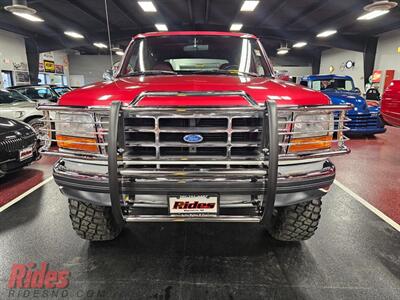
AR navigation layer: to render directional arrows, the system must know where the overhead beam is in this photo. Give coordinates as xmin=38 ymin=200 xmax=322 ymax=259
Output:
xmin=187 ymin=0 xmax=193 ymax=24
xmin=205 ymin=0 xmax=210 ymax=24
xmin=261 ymin=0 xmax=289 ymax=27
xmin=64 ymin=0 xmax=118 ymax=30
xmin=309 ymin=2 xmax=368 ymax=31
xmin=284 ymin=2 xmax=328 ymax=28
xmin=111 ymin=0 xmax=140 ymax=28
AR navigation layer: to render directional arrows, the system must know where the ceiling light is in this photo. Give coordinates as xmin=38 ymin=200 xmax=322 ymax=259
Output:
xmin=240 ymin=1 xmax=259 ymax=11
xmin=116 ymin=51 xmax=125 ymax=56
xmin=4 ymin=3 xmax=36 ymax=15
xmin=363 ymin=1 xmax=398 ymax=12
xmin=357 ymin=10 xmax=389 ymax=20
xmin=230 ymin=23 xmax=243 ymax=31
xmin=93 ymin=42 xmax=108 ymax=49
xmin=138 ymin=1 xmax=157 ymax=12
xmin=12 ymin=12 xmax=44 ymax=22
xmin=316 ymin=30 xmax=337 ymax=38
xmin=64 ymin=31 xmax=85 ymax=39
xmin=293 ymin=42 xmax=307 ymax=48
xmin=155 ymin=23 xmax=168 ymax=31
xmin=277 ymin=45 xmax=290 ymax=55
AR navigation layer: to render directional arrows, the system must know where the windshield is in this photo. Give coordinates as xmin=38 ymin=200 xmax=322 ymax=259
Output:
xmin=0 ymin=90 xmax=30 ymax=104
xmin=13 ymin=87 xmax=56 ymax=101
xmin=311 ymin=79 xmax=355 ymax=92
xmin=53 ymin=87 xmax=71 ymax=96
xmin=119 ymin=35 xmax=272 ymax=77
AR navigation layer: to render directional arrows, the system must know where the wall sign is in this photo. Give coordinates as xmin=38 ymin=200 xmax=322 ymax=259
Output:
xmin=15 ymin=71 xmax=30 ymax=84
xmin=55 ymin=64 xmax=64 ymax=74
xmin=371 ymin=70 xmax=382 ymax=83
xmin=44 ymin=60 xmax=55 ymax=73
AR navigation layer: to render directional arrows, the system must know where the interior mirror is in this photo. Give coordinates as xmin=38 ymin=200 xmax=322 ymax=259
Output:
xmin=103 ymin=69 xmax=114 ymax=81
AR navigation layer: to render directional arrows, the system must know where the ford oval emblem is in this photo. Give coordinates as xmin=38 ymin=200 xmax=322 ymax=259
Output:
xmin=183 ymin=134 xmax=203 ymax=143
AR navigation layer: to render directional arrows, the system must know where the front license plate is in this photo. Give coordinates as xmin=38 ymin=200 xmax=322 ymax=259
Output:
xmin=168 ymin=194 xmax=219 ymax=215
xmin=19 ymin=146 xmax=33 ymax=161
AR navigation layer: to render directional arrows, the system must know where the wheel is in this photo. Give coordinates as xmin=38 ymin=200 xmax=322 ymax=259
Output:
xmin=27 ymin=118 xmax=47 ymax=142
xmin=68 ymin=199 xmax=123 ymax=241
xmin=268 ymin=198 xmax=322 ymax=242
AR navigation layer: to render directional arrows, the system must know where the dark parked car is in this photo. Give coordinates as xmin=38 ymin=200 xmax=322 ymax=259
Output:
xmin=0 ymin=117 xmax=41 ymax=178
xmin=8 ymin=85 xmax=71 ymax=104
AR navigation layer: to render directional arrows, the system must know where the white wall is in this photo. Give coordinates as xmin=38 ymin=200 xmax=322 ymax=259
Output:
xmin=0 ymin=29 xmax=29 ymax=88
xmin=69 ymin=55 xmax=117 ymax=85
xmin=374 ymin=29 xmax=400 ymax=81
xmin=320 ymin=48 xmax=365 ymax=91
xmin=274 ymin=66 xmax=312 ymax=78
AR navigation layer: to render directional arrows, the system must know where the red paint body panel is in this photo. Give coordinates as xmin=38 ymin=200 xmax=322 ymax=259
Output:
xmin=133 ymin=31 xmax=257 ymax=39
xmin=59 ymin=75 xmax=330 ymax=107
xmin=381 ymin=80 xmax=400 ymax=127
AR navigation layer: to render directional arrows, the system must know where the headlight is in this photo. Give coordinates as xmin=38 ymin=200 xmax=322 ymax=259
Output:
xmin=14 ymin=111 xmax=25 ymax=119
xmin=288 ymin=113 xmax=333 ymax=153
xmin=55 ymin=113 xmax=99 ymax=153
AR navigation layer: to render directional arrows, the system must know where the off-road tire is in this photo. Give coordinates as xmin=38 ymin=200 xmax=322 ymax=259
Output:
xmin=68 ymin=199 xmax=122 ymax=241
xmin=268 ymin=198 xmax=322 ymax=242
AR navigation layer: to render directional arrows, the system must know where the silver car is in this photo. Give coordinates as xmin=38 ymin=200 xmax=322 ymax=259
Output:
xmin=0 ymin=89 xmax=44 ymax=134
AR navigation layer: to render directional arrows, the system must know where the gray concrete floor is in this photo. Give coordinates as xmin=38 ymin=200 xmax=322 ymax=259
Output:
xmin=0 ymin=180 xmax=399 ymax=300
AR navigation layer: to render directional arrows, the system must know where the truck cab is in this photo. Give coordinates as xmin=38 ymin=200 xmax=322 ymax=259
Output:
xmin=38 ymin=32 xmax=351 ymax=243
xmin=301 ymin=75 xmax=386 ymax=135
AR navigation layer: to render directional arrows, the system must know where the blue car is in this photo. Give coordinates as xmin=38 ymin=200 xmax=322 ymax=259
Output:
xmin=300 ymin=75 xmax=386 ymax=135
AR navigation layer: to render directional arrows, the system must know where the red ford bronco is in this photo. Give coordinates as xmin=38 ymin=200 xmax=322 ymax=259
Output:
xmin=39 ymin=32 xmax=351 ymax=242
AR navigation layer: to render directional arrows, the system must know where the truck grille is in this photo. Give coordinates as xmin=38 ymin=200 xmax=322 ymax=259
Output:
xmin=123 ymin=114 xmax=264 ymax=160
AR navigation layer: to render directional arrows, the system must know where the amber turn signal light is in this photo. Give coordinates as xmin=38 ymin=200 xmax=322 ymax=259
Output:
xmin=56 ymin=135 xmax=99 ymax=153
xmin=288 ymin=135 xmax=332 ymax=153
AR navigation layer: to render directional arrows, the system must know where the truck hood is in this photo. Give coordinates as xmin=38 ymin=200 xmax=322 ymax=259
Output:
xmin=59 ymin=75 xmax=330 ymax=107
xmin=322 ymin=90 xmax=368 ymax=113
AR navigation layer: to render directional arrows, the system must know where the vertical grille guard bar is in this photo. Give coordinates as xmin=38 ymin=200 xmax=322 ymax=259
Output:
xmin=108 ymin=101 xmax=125 ymax=227
xmin=261 ymin=100 xmax=279 ymax=226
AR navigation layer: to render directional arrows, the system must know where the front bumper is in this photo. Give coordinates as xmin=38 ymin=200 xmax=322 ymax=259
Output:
xmin=0 ymin=146 xmax=41 ymax=178
xmin=54 ymin=158 xmax=335 ymax=208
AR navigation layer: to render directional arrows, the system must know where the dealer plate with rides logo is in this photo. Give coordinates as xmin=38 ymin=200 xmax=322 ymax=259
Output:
xmin=168 ymin=194 xmax=219 ymax=216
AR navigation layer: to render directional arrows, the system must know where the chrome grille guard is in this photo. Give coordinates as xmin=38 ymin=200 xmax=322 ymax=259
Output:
xmin=38 ymin=91 xmax=352 ymax=224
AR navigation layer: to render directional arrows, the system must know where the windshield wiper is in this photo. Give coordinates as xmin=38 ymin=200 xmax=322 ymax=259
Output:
xmin=185 ymin=69 xmax=261 ymax=77
xmin=123 ymin=70 xmax=178 ymax=77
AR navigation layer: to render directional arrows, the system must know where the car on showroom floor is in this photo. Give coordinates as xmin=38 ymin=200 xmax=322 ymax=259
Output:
xmin=300 ymin=74 xmax=386 ymax=135
xmin=381 ymin=80 xmax=400 ymax=127
xmin=0 ymin=89 xmax=45 ymax=136
xmin=8 ymin=84 xmax=71 ymax=104
xmin=0 ymin=116 xmax=41 ymax=178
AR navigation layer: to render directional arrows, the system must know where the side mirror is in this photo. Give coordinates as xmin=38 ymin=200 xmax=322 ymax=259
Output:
xmin=50 ymin=95 xmax=58 ymax=102
xmin=353 ymin=87 xmax=361 ymax=94
xmin=103 ymin=69 xmax=114 ymax=81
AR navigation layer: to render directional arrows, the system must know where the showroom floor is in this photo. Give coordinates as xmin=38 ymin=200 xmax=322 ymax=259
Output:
xmin=0 ymin=128 xmax=399 ymax=300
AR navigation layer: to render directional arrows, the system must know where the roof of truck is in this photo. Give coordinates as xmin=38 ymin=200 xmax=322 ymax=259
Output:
xmin=302 ymin=74 xmax=353 ymax=81
xmin=133 ymin=31 xmax=257 ymax=39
